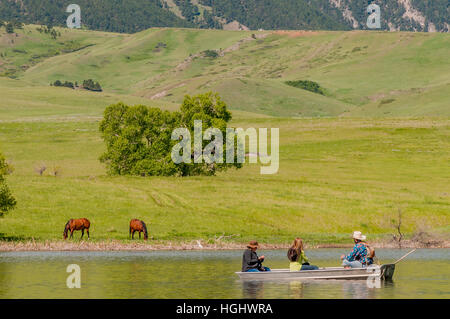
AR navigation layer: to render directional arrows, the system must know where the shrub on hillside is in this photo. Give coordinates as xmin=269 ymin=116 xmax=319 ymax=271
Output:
xmin=82 ymin=79 xmax=102 ymax=92
xmin=285 ymin=80 xmax=326 ymax=95
xmin=203 ymin=50 xmax=219 ymax=59
xmin=51 ymin=80 xmax=74 ymax=89
xmin=50 ymin=79 xmax=102 ymax=91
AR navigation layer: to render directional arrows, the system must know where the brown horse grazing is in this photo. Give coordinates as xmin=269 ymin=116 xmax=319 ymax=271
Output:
xmin=129 ymin=219 xmax=148 ymax=240
xmin=63 ymin=218 xmax=90 ymax=240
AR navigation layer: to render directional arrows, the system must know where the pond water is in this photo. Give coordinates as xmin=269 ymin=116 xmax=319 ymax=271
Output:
xmin=0 ymin=249 xmax=448 ymax=299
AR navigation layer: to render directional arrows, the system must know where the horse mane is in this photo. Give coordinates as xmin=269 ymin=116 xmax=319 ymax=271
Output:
xmin=141 ymin=221 xmax=148 ymax=239
xmin=63 ymin=219 xmax=72 ymax=236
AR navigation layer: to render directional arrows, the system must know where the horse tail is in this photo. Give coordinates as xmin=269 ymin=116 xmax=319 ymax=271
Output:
xmin=141 ymin=221 xmax=148 ymax=239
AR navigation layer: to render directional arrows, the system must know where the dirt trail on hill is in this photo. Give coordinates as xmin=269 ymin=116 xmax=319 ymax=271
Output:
xmin=143 ymin=32 xmax=269 ymax=99
xmin=272 ymin=30 xmax=319 ymax=37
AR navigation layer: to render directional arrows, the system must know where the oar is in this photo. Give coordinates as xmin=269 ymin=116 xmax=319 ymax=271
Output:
xmin=393 ymin=249 xmax=416 ymax=265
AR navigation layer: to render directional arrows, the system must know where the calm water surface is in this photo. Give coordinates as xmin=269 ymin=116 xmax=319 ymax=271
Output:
xmin=0 ymin=249 xmax=449 ymax=299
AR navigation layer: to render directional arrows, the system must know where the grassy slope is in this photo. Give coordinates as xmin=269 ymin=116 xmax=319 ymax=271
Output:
xmin=1 ymin=27 xmax=447 ymax=117
xmin=0 ymin=26 xmax=449 ymax=245
xmin=0 ymin=78 xmax=182 ymax=121
xmin=19 ymin=27 xmax=252 ymax=94
xmin=0 ymin=25 xmax=120 ymax=77
xmin=0 ymin=80 xmax=448 ymax=243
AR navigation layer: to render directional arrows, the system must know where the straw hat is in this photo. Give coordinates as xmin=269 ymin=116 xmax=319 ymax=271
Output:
xmin=352 ymin=231 xmax=367 ymax=241
xmin=247 ymin=241 xmax=259 ymax=249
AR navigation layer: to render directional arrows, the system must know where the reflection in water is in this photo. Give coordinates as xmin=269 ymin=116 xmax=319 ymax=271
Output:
xmin=242 ymin=281 xmax=265 ymax=299
xmin=242 ymin=279 xmax=393 ymax=299
xmin=383 ymin=279 xmax=395 ymax=288
xmin=341 ymin=281 xmax=375 ymax=299
xmin=0 ymin=249 xmax=448 ymax=299
xmin=242 ymin=280 xmax=306 ymax=299
xmin=289 ymin=281 xmax=304 ymax=299
xmin=343 ymin=279 xmax=397 ymax=299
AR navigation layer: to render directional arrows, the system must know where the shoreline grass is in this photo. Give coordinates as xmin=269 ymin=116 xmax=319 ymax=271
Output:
xmin=1 ymin=237 xmax=448 ymax=252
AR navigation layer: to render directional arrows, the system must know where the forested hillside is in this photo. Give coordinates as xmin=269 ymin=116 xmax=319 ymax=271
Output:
xmin=0 ymin=0 xmax=448 ymax=33
xmin=0 ymin=0 xmax=193 ymax=33
xmin=201 ymin=0 xmax=350 ymax=30
xmin=201 ymin=0 xmax=449 ymax=32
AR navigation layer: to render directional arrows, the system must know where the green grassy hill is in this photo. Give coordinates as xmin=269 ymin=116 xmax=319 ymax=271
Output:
xmin=0 ymin=105 xmax=449 ymax=244
xmin=0 ymin=78 xmax=448 ymax=245
xmin=2 ymin=26 xmax=448 ymax=117
xmin=0 ymin=26 xmax=449 ymax=245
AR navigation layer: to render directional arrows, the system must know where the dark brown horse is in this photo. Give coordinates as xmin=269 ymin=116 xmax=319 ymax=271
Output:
xmin=129 ymin=219 xmax=148 ymax=240
xmin=63 ymin=218 xmax=90 ymax=239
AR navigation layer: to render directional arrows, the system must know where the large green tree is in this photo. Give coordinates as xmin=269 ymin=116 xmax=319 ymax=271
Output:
xmin=0 ymin=152 xmax=16 ymax=217
xmin=99 ymin=92 xmax=241 ymax=177
xmin=99 ymin=102 xmax=179 ymax=176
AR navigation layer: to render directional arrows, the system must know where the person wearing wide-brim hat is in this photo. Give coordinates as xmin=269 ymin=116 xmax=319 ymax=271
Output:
xmin=241 ymin=241 xmax=271 ymax=272
xmin=340 ymin=231 xmax=373 ymax=268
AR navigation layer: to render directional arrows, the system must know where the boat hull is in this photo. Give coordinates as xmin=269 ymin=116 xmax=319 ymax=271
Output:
xmin=236 ymin=264 xmax=395 ymax=281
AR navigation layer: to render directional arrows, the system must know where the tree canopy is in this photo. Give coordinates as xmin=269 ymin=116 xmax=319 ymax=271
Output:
xmin=99 ymin=92 xmax=241 ymax=177
xmin=0 ymin=152 xmax=16 ymax=217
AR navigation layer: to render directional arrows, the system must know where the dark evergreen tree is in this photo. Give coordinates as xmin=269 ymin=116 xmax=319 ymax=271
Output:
xmin=5 ymin=22 xmax=14 ymax=33
xmin=0 ymin=0 xmax=447 ymax=32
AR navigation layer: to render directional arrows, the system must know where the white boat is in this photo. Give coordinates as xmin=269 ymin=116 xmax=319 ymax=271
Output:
xmin=236 ymin=264 xmax=395 ymax=281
